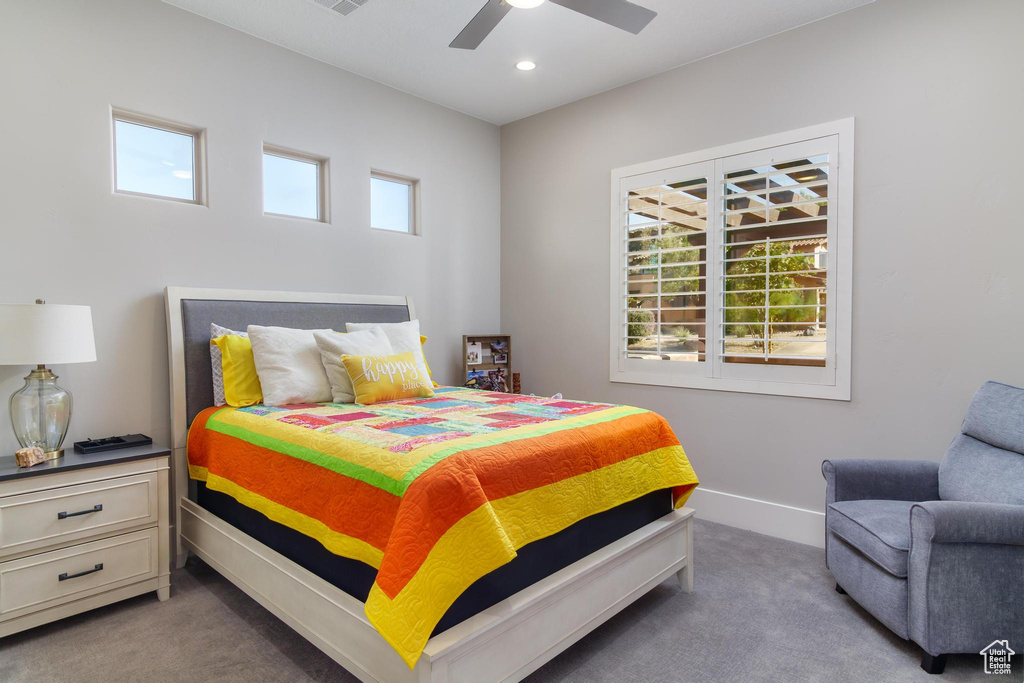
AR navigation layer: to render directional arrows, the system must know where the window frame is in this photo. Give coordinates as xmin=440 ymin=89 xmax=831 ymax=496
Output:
xmin=111 ymin=108 xmax=206 ymax=205
xmin=609 ymin=118 xmax=854 ymax=400
xmin=261 ymin=143 xmax=331 ymax=223
xmin=370 ymin=170 xmax=419 ymax=235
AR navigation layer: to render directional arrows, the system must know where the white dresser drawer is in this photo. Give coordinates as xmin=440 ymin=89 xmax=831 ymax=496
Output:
xmin=0 ymin=473 xmax=159 ymax=559
xmin=0 ymin=528 xmax=158 ymax=619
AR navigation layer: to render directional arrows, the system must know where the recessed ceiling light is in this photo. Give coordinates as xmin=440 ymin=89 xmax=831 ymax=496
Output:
xmin=507 ymin=0 xmax=545 ymax=8
xmin=516 ymin=60 xmax=536 ymax=71
xmin=171 ymin=170 xmax=192 ymax=179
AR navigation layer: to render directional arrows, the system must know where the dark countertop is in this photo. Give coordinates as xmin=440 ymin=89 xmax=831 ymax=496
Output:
xmin=0 ymin=443 xmax=171 ymax=482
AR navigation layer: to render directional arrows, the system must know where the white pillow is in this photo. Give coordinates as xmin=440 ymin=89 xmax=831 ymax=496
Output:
xmin=209 ymin=323 xmax=246 ymax=407
xmin=313 ymin=328 xmax=394 ymax=403
xmin=346 ymin=320 xmax=430 ymax=385
xmin=247 ymin=325 xmax=333 ymax=406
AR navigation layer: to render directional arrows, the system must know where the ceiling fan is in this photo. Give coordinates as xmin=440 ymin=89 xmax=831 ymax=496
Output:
xmin=450 ymin=0 xmax=657 ymax=50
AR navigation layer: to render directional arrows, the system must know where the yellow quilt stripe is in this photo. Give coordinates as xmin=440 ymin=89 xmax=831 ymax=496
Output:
xmin=202 ymin=473 xmax=384 ymax=569
xmin=364 ymin=504 xmax=517 ymax=665
xmin=364 ymin=444 xmax=696 ymax=668
xmin=189 ymin=464 xmax=210 ymax=481
xmin=495 ymin=444 xmax=696 ymax=546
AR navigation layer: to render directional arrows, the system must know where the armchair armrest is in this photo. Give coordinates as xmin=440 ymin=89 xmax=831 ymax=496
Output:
xmin=822 ymin=459 xmax=939 ymax=504
xmin=908 ymin=501 xmax=1024 ymax=655
xmin=910 ymin=501 xmax=1024 ymax=545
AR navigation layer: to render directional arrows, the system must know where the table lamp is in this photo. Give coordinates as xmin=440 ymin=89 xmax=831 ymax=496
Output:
xmin=0 ymin=300 xmax=96 ymax=460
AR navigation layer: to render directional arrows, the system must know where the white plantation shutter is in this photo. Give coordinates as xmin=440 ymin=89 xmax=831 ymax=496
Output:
xmin=617 ymin=160 xmax=714 ymax=380
xmin=610 ymin=121 xmax=852 ymax=399
xmin=621 ymin=165 xmax=711 ymax=365
xmin=715 ymin=136 xmax=838 ymax=387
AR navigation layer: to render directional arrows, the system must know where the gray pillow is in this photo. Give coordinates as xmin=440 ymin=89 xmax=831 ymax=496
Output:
xmin=210 ymin=323 xmax=246 ymax=406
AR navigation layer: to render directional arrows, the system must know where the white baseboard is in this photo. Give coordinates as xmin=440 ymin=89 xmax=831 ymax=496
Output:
xmin=689 ymin=488 xmax=825 ymax=548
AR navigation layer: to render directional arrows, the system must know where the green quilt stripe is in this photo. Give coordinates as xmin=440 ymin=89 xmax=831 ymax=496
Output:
xmin=398 ymin=405 xmax=648 ymax=489
xmin=206 ymin=418 xmax=405 ymax=496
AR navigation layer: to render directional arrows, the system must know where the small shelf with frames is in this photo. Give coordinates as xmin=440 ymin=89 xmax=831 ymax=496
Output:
xmin=462 ymin=334 xmax=516 ymax=393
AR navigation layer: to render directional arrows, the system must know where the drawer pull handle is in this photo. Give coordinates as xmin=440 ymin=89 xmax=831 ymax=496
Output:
xmin=57 ymin=504 xmax=103 ymax=520
xmin=58 ymin=563 xmax=104 ymax=581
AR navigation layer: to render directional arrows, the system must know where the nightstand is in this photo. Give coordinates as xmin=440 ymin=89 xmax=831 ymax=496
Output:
xmin=0 ymin=444 xmax=170 ymax=637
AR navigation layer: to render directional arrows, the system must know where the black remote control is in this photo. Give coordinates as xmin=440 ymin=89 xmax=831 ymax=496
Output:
xmin=73 ymin=434 xmax=153 ymax=454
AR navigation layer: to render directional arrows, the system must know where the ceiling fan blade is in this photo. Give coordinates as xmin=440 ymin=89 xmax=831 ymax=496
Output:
xmin=450 ymin=0 xmax=513 ymax=50
xmin=549 ymin=0 xmax=656 ymax=34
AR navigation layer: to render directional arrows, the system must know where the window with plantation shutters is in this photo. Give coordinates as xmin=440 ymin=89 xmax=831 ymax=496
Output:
xmin=624 ymin=171 xmax=710 ymax=364
xmin=610 ymin=120 xmax=853 ymax=400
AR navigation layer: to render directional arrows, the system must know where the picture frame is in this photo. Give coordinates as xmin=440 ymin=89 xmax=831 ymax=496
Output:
xmin=489 ymin=369 xmax=509 ymax=392
xmin=466 ymin=342 xmax=482 ymax=365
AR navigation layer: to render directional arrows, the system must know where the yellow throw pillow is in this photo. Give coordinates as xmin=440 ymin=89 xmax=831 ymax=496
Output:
xmin=341 ymin=351 xmax=434 ymax=405
xmin=211 ymin=334 xmax=263 ymax=407
xmin=419 ymin=335 xmax=433 ymax=379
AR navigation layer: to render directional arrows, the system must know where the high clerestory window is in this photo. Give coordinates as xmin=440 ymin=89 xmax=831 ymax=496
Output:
xmin=263 ymin=144 xmax=330 ymax=222
xmin=113 ymin=109 xmax=205 ymax=204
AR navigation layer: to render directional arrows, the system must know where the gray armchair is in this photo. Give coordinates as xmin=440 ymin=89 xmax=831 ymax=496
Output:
xmin=822 ymin=381 xmax=1024 ymax=674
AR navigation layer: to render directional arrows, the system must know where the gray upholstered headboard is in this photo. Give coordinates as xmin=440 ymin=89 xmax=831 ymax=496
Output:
xmin=165 ymin=287 xmax=414 ymax=567
xmin=179 ymin=298 xmax=411 ymax=426
xmin=180 ymin=299 xmax=410 ymax=426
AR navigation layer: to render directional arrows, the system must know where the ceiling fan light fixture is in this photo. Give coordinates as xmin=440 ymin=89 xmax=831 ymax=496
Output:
xmin=516 ymin=60 xmax=537 ymax=71
xmin=451 ymin=0 xmax=656 ymax=51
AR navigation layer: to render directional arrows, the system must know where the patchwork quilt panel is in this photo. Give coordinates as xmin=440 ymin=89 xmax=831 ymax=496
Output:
xmin=187 ymin=386 xmax=698 ymax=667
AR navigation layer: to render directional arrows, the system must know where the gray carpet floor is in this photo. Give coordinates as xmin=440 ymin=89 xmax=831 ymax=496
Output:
xmin=0 ymin=520 xmax=990 ymax=682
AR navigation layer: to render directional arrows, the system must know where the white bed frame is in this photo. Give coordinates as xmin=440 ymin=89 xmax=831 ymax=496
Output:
xmin=165 ymin=286 xmax=694 ymax=683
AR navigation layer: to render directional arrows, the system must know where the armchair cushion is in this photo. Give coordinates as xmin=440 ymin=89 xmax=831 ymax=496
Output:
xmin=822 ymin=459 xmax=939 ymax=504
xmin=828 ymin=500 xmax=914 ymax=577
xmin=939 ymin=434 xmax=1024 ymax=505
xmin=961 ymin=381 xmax=1024 ymax=455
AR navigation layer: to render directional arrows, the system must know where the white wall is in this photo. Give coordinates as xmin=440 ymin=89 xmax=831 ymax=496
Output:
xmin=0 ymin=0 xmax=500 ymax=455
xmin=500 ymin=0 xmax=1024 ymax=531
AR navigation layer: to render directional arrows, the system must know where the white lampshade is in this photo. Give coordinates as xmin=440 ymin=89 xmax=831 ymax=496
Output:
xmin=0 ymin=303 xmax=97 ymax=365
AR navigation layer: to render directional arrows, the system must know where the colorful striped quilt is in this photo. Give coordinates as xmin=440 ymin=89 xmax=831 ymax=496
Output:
xmin=187 ymin=386 xmax=698 ymax=668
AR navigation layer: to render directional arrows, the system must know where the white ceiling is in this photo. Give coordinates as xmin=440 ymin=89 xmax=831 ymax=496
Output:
xmin=164 ymin=0 xmax=873 ymax=125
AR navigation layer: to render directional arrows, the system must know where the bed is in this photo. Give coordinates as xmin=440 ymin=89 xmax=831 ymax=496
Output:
xmin=166 ymin=286 xmax=697 ymax=683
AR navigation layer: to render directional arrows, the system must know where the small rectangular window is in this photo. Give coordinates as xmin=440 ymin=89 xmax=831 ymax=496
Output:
xmin=371 ymin=171 xmax=417 ymax=234
xmin=263 ymin=144 xmax=329 ymax=222
xmin=112 ymin=110 xmax=204 ymax=204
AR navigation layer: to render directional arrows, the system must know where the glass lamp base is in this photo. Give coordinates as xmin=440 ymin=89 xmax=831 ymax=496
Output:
xmin=9 ymin=366 xmax=72 ymax=458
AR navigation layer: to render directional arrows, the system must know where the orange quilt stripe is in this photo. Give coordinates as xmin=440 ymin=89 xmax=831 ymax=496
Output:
xmin=189 ymin=411 xmax=399 ymax=551
xmin=674 ymin=483 xmax=698 ymax=507
xmin=186 ymin=406 xmax=220 ymax=469
xmin=475 ymin=410 xmax=679 ymax=499
xmin=374 ymin=410 xmax=680 ymax=597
